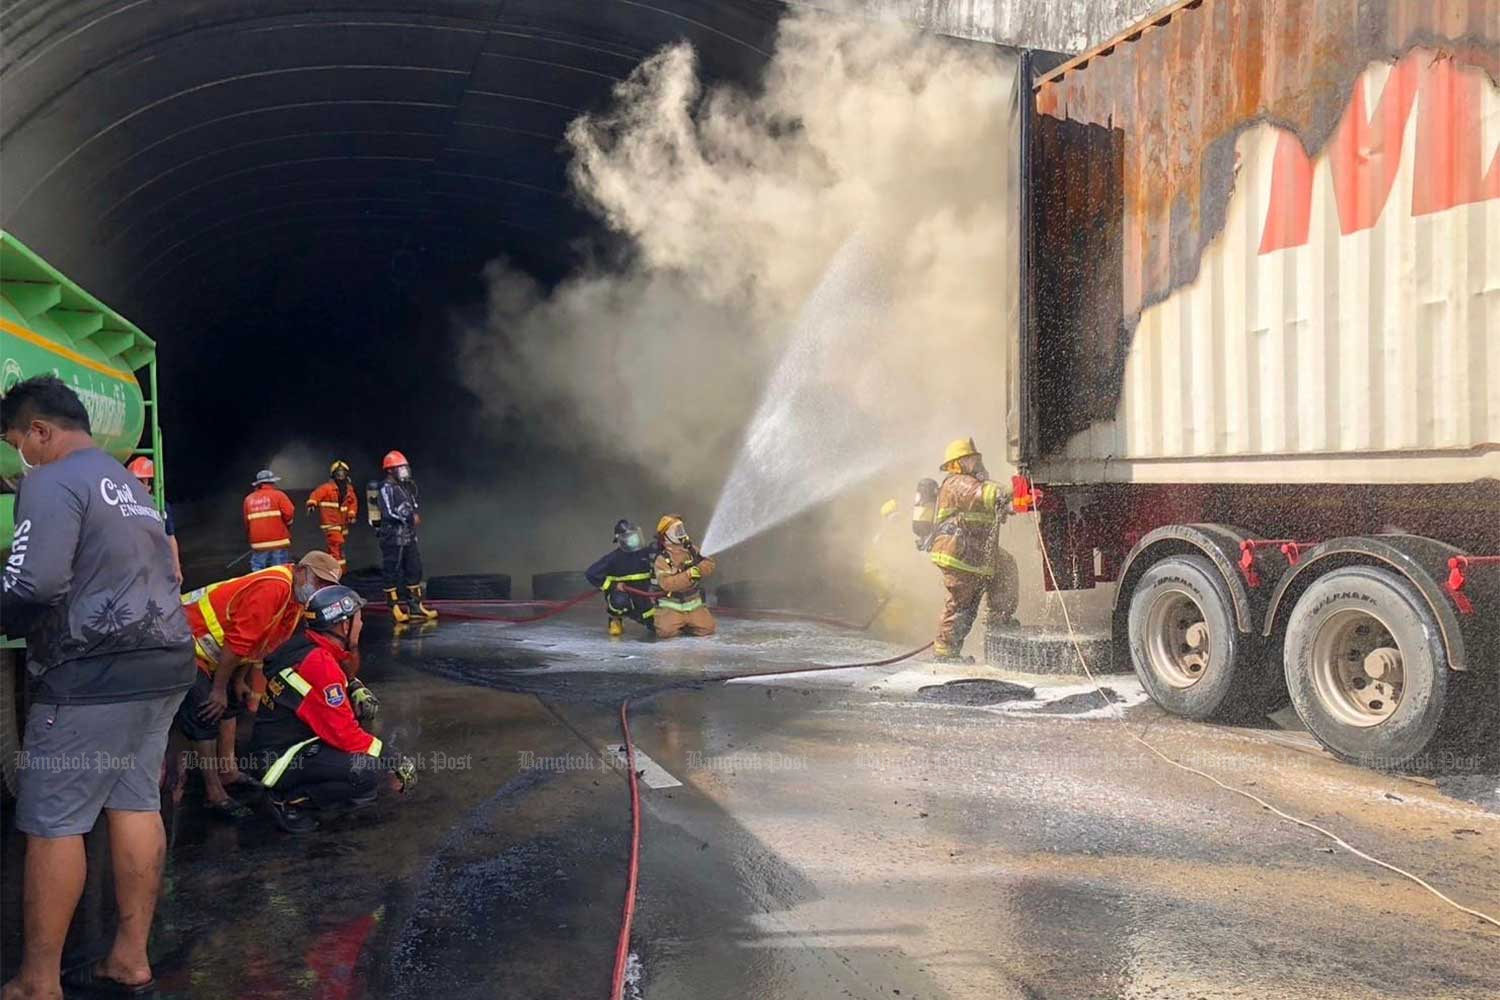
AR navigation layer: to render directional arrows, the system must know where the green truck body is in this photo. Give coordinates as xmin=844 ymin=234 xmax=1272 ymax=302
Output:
xmin=0 ymin=230 xmax=164 ymax=794
xmin=0 ymin=230 xmax=164 ymax=542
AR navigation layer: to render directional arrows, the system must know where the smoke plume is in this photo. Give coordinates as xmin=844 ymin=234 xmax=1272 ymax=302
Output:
xmin=456 ymin=10 xmax=1026 ymax=630
xmin=461 ymin=10 xmax=1019 ymax=492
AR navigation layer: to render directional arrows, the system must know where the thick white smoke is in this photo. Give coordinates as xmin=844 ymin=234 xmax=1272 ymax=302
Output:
xmin=460 ymin=10 xmax=1018 ymax=497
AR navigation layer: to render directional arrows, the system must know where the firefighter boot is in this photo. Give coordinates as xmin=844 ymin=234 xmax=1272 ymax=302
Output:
xmin=608 ymin=617 xmax=624 ymax=638
xmin=410 ymin=582 xmax=439 ymax=621
xmin=386 ymin=588 xmax=412 ymax=624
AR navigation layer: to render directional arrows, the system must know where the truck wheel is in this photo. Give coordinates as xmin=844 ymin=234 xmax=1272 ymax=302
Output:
xmin=1283 ymin=566 xmax=1454 ymax=769
xmin=1 ymin=650 xmax=20 ymax=799
xmin=1127 ymin=555 xmax=1262 ymax=721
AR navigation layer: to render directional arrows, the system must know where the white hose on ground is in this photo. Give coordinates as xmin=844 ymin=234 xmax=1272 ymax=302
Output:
xmin=1030 ymin=515 xmax=1500 ymax=931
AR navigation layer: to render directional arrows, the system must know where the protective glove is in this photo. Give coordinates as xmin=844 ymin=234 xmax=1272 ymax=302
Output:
xmin=351 ymin=684 xmax=380 ymax=721
xmin=395 ymin=756 xmax=419 ymax=792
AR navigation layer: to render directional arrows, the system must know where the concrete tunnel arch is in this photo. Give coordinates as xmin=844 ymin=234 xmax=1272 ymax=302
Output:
xmin=0 ymin=0 xmax=784 ymax=486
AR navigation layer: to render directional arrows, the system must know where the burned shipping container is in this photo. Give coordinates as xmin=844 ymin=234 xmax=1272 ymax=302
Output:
xmin=1018 ymin=0 xmax=1500 ymax=485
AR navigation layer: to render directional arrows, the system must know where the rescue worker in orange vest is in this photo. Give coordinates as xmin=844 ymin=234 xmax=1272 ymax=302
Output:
xmin=127 ymin=455 xmax=181 ymax=583
xmin=252 ymin=585 xmax=417 ymax=833
xmin=652 ymin=515 xmax=717 ymax=638
xmin=930 ymin=438 xmax=1019 ymax=662
xmin=375 ymin=450 xmax=437 ymax=623
xmin=306 ymin=460 xmax=359 ymax=570
xmin=244 ymin=468 xmax=295 ymax=570
xmin=172 ymin=552 xmax=342 ymax=818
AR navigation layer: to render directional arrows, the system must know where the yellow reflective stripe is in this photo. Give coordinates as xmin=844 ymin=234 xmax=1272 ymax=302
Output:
xmin=247 ymin=510 xmax=284 ymax=520
xmin=982 ymin=481 xmax=1002 ymax=509
xmin=279 ymin=668 xmax=312 ymax=696
xmin=366 ymin=737 xmax=383 ymax=757
xmin=318 ymin=501 xmax=342 ymax=509
xmin=250 ymin=539 xmax=290 ymax=550
xmin=601 ymin=572 xmax=652 ymax=590
xmin=262 ymin=737 xmax=320 ymax=788
xmin=930 ymin=551 xmax=993 ymax=576
xmin=658 ymin=597 xmax=704 ymax=612
xmin=320 ymin=524 xmax=344 ymax=533
xmin=197 ymin=593 xmax=227 ymax=646
xmin=642 ymin=607 xmax=656 ymax=619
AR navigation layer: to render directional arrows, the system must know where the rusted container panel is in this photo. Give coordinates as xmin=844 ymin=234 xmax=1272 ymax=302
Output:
xmin=1023 ymin=0 xmax=1500 ymax=484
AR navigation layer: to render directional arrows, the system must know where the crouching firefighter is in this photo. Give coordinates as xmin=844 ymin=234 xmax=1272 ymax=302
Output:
xmin=252 ymin=586 xmax=416 ymax=832
xmin=652 ymin=515 xmax=717 ymax=638
xmin=586 ymin=519 xmax=657 ymax=637
xmin=929 ymin=438 xmax=1019 ymax=662
xmin=376 ymin=450 xmax=437 ymax=623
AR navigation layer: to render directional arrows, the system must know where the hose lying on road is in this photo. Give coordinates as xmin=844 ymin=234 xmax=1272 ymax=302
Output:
xmin=609 ymin=638 xmax=933 ymax=1000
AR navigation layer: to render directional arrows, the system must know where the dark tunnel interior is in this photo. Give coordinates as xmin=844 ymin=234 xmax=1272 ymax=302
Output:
xmin=1 ymin=0 xmax=783 ymax=499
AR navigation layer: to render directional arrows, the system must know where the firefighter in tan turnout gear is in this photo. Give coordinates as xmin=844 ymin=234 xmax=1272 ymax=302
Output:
xmin=652 ymin=515 xmax=717 ymax=638
xmin=930 ymin=438 xmax=1018 ymax=661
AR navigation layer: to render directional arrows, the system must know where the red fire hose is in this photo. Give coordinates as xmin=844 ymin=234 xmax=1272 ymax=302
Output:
xmin=373 ymin=581 xmax=926 ymax=996
xmin=607 ymin=637 xmax=933 ymax=1000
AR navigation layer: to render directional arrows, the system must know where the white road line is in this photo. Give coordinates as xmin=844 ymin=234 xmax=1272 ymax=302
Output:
xmin=605 ymin=745 xmax=683 ymax=789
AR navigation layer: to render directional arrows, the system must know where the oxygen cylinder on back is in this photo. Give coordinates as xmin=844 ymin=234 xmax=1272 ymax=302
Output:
xmin=366 ymin=481 xmax=382 ymax=529
xmin=912 ymin=478 xmax=939 ymax=551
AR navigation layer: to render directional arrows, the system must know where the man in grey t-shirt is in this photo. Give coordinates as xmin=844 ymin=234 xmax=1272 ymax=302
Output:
xmin=2 ymin=375 xmax=195 ymax=999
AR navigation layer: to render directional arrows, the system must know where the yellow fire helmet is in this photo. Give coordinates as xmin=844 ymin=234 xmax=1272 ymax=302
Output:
xmin=330 ymin=460 xmax=350 ymax=476
xmin=656 ymin=514 xmax=684 ymax=537
xmin=941 ymin=437 xmax=981 ymax=470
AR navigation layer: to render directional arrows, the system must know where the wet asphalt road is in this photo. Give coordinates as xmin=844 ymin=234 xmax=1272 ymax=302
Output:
xmin=3 ymin=610 xmax=1497 ymax=999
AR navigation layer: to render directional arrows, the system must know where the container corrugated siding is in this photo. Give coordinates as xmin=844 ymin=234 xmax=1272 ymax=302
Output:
xmin=1031 ymin=0 xmax=1500 ymax=484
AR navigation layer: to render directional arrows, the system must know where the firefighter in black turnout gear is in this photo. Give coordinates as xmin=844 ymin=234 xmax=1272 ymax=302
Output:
xmin=586 ymin=519 xmax=657 ymax=637
xmin=376 ymin=450 xmax=437 ymax=623
xmin=252 ymin=586 xmax=417 ymax=833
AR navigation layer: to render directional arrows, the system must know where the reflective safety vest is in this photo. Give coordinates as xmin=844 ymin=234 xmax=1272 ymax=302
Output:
xmin=181 ymin=565 xmax=299 ymax=671
xmin=257 ymin=633 xmax=384 ymax=788
xmin=258 ymin=669 xmax=385 ymax=788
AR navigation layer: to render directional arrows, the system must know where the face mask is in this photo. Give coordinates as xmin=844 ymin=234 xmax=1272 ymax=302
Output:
xmin=618 ymin=530 xmax=644 ymax=552
xmin=14 ymin=428 xmax=39 ymax=477
xmin=295 ymin=580 xmax=318 ymax=604
xmin=665 ymin=523 xmax=690 ymax=547
xmin=395 ymin=466 xmax=411 ymax=481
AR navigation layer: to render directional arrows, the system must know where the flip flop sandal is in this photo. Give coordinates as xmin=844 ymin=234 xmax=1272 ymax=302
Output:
xmin=61 ymin=962 xmax=156 ymax=996
xmin=204 ymin=797 xmax=254 ymax=821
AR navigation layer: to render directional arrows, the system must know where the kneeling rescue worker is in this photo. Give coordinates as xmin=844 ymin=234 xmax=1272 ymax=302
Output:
xmin=930 ymin=438 xmax=1019 ymax=662
xmin=652 ymin=515 xmax=716 ymax=638
xmin=253 ymin=585 xmax=417 ymax=832
xmin=176 ymin=551 xmax=344 ymax=819
xmin=307 ymin=460 xmax=359 ymax=570
xmin=375 ymin=450 xmax=437 ymax=623
xmin=586 ymin=519 xmax=657 ymax=636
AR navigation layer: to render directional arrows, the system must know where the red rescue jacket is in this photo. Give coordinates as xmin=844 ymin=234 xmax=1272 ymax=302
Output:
xmin=244 ymin=484 xmax=295 ymax=550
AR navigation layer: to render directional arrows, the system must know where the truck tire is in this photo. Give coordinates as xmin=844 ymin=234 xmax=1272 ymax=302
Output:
xmin=342 ymin=566 xmax=388 ymax=602
xmin=426 ymin=574 xmax=512 ymax=601
xmin=1127 ymin=554 xmax=1267 ymax=721
xmin=984 ymin=623 xmax=1114 ymax=676
xmin=1 ymin=650 xmax=20 ymax=800
xmin=532 ymin=571 xmax=593 ymax=601
xmin=1283 ymin=566 xmax=1457 ymax=769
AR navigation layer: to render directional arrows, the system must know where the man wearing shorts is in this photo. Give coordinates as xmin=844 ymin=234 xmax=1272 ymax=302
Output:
xmin=1 ymin=375 xmax=196 ymax=999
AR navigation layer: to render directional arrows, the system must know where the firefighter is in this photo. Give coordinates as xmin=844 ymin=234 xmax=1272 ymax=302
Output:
xmin=307 ymin=459 xmax=359 ymax=570
xmin=652 ymin=515 xmax=716 ymax=638
xmin=244 ymin=468 xmax=295 ymax=570
xmin=127 ymin=455 xmax=181 ymax=583
xmin=376 ymin=450 xmax=436 ymax=623
xmin=173 ymin=552 xmax=343 ymax=818
xmin=929 ymin=438 xmax=1019 ymax=662
xmin=251 ymin=585 xmax=417 ymax=832
xmin=585 ymin=519 xmax=657 ymax=637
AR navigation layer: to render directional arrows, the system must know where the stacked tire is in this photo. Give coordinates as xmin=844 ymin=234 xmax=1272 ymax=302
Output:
xmin=426 ymin=574 xmax=513 ymax=601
